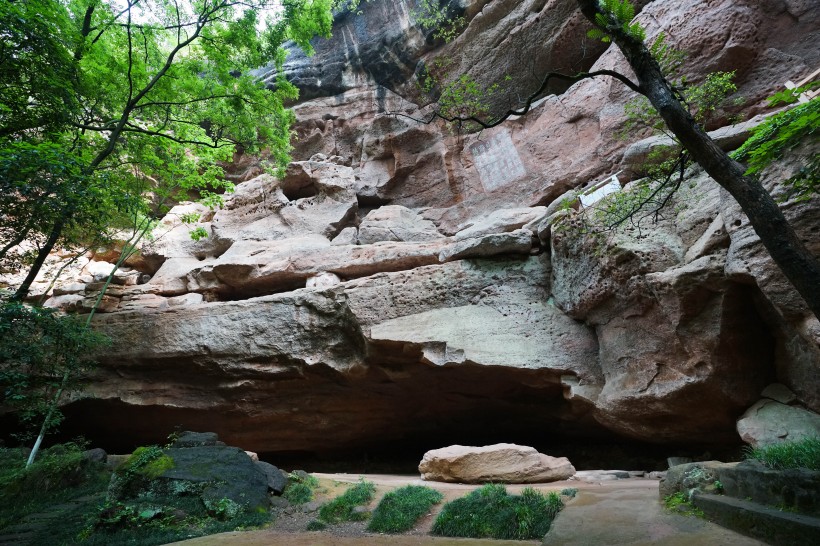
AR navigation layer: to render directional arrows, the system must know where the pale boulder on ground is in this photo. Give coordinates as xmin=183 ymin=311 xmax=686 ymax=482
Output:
xmin=419 ymin=443 xmax=575 ymax=484
xmin=736 ymin=399 xmax=820 ymax=447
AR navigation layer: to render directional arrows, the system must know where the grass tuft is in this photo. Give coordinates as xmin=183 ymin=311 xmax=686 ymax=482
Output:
xmin=431 ymin=484 xmax=563 ymax=540
xmin=283 ymin=471 xmax=319 ymax=505
xmin=744 ymin=437 xmax=820 ymax=471
xmin=318 ymin=479 xmax=375 ymax=524
xmin=367 ymin=485 xmax=443 ymax=533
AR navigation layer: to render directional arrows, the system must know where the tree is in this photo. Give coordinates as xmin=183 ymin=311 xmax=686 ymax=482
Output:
xmin=0 ymin=0 xmax=335 ymax=301
xmin=0 ymin=0 xmax=338 ymax=465
xmin=0 ymin=299 xmax=108 ymax=461
xmin=391 ymin=0 xmax=820 ymax=320
xmin=577 ymin=0 xmax=820 ymax=319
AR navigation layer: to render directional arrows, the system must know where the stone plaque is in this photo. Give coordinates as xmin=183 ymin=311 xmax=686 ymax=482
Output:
xmin=469 ymin=130 xmax=527 ymax=192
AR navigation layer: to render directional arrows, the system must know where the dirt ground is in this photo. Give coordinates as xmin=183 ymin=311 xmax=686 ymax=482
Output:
xmin=175 ymin=473 xmax=764 ymax=546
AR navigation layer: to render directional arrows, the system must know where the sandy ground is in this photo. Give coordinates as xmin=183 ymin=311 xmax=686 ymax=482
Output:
xmin=174 ymin=473 xmax=764 ymax=546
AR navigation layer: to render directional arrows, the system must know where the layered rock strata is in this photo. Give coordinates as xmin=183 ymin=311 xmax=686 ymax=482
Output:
xmin=3 ymin=0 xmax=819 ymax=457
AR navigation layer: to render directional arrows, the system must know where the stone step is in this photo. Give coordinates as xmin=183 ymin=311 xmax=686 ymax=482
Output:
xmin=693 ymin=492 xmax=820 ymax=546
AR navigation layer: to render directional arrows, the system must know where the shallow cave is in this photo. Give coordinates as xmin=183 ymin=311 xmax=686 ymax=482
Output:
xmin=3 ymin=359 xmax=750 ymax=474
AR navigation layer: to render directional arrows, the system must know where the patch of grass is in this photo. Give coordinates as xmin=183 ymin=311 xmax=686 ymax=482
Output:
xmin=431 ymin=484 xmax=563 ymax=540
xmin=306 ymin=519 xmax=326 ymax=531
xmin=283 ymin=471 xmax=319 ymax=505
xmin=560 ymin=488 xmax=578 ymax=498
xmin=664 ymin=491 xmax=689 ymax=510
xmin=663 ymin=491 xmax=704 ymax=517
xmin=367 ymin=485 xmax=444 ymax=533
xmin=744 ymin=437 xmax=820 ymax=471
xmin=318 ymin=479 xmax=376 ymax=524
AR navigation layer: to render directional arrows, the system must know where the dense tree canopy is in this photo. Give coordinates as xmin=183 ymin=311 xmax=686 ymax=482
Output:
xmin=0 ymin=0 xmax=335 ymax=300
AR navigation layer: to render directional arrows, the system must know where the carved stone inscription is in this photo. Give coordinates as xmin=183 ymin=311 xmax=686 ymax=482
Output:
xmin=469 ymin=130 xmax=526 ymax=192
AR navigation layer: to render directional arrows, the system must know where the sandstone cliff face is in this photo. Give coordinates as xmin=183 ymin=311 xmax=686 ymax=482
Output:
xmin=11 ymin=0 xmax=819 ymax=458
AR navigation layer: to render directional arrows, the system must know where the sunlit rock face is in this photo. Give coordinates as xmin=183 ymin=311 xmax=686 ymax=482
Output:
xmin=16 ymin=0 xmax=820 ymax=458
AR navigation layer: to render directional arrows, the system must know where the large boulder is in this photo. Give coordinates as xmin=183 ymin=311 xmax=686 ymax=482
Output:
xmin=736 ymin=400 xmax=820 ymax=447
xmin=419 ymin=444 xmax=575 ymax=483
xmin=108 ymin=434 xmax=270 ymax=517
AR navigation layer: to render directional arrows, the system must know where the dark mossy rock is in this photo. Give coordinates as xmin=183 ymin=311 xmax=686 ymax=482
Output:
xmin=662 ymin=460 xmax=820 ymax=516
xmin=255 ymin=460 xmax=287 ymax=495
xmin=170 ymin=431 xmax=225 ymax=448
xmin=160 ymin=445 xmax=269 ymax=512
xmin=108 ymin=441 xmax=269 ymax=515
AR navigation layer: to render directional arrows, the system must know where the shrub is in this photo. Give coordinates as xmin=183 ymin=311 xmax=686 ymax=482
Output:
xmin=318 ymin=479 xmax=376 ymax=523
xmin=0 ymin=442 xmax=89 ymax=495
xmin=283 ymin=471 xmax=319 ymax=505
xmin=431 ymin=484 xmax=563 ymax=540
xmin=367 ymin=485 xmax=443 ymax=533
xmin=745 ymin=437 xmax=820 ymax=471
xmin=560 ymin=488 xmax=578 ymax=498
xmin=0 ymin=442 xmax=110 ymax=536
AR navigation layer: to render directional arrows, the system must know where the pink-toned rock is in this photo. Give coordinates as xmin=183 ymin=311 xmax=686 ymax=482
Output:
xmin=419 ymin=444 xmax=575 ymax=484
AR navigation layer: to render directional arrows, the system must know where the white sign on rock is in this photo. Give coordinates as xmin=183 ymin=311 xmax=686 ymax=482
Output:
xmin=469 ymin=130 xmax=526 ymax=192
xmin=579 ymin=173 xmax=622 ymax=208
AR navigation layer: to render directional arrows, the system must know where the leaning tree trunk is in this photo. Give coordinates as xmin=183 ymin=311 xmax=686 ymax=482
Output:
xmin=577 ymin=0 xmax=820 ymax=321
xmin=12 ymin=218 xmax=65 ymax=301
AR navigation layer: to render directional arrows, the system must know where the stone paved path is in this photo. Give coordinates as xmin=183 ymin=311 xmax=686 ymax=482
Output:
xmin=542 ymin=481 xmax=764 ymax=546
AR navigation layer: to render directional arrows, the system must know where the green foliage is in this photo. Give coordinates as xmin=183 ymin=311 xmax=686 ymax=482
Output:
xmin=0 ymin=142 xmax=140 ymax=271
xmin=109 ymin=445 xmax=174 ymax=500
xmin=768 ymin=82 xmax=820 ymax=106
xmin=733 ymin=98 xmax=819 ymax=202
xmin=0 ymin=0 xmax=335 ymax=296
xmin=744 ymin=437 xmax=820 ymax=471
xmin=685 ymin=71 xmax=741 ymax=125
xmin=367 ymin=485 xmax=444 ymax=534
xmin=0 ymin=300 xmax=109 ymax=438
xmin=413 ymin=0 xmax=466 ymax=43
xmin=431 ymin=484 xmax=563 ymax=540
xmin=317 ymin=479 xmax=376 ymax=523
xmin=664 ymin=491 xmax=689 ymax=510
xmin=560 ymin=487 xmax=578 ymax=498
xmin=0 ymin=0 xmax=80 ymax=138
xmin=439 ymin=74 xmax=500 ymax=120
xmin=587 ymin=0 xmax=645 ymax=43
xmin=0 ymin=442 xmax=110 ymax=532
xmin=83 ymin=497 xmax=270 ymax=546
xmin=663 ymin=491 xmax=705 ymax=517
xmin=283 ymin=471 xmax=319 ymax=505
xmin=86 ymin=444 xmax=271 ymax=545
xmin=338 ymin=0 xmax=465 ymax=42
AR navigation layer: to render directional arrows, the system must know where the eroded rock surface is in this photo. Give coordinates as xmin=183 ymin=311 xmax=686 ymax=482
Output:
xmin=3 ymin=0 xmax=819 ymax=460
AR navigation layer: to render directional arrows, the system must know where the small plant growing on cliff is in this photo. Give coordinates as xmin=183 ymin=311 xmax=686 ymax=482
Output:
xmin=432 ymin=484 xmax=563 ymax=540
xmin=744 ymin=437 xmax=820 ymax=471
xmin=732 ymin=97 xmax=819 ymax=203
xmin=368 ymin=485 xmax=444 ymax=533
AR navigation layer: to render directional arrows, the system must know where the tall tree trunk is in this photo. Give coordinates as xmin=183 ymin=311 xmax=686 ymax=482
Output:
xmin=12 ymin=218 xmax=65 ymax=301
xmin=577 ymin=0 xmax=820 ymax=320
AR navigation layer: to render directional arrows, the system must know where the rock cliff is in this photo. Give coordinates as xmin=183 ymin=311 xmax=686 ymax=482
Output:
xmin=5 ymin=0 xmax=819 ymax=461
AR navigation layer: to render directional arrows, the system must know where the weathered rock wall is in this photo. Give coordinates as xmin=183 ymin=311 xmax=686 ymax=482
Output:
xmin=5 ymin=0 xmax=819 ymax=458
